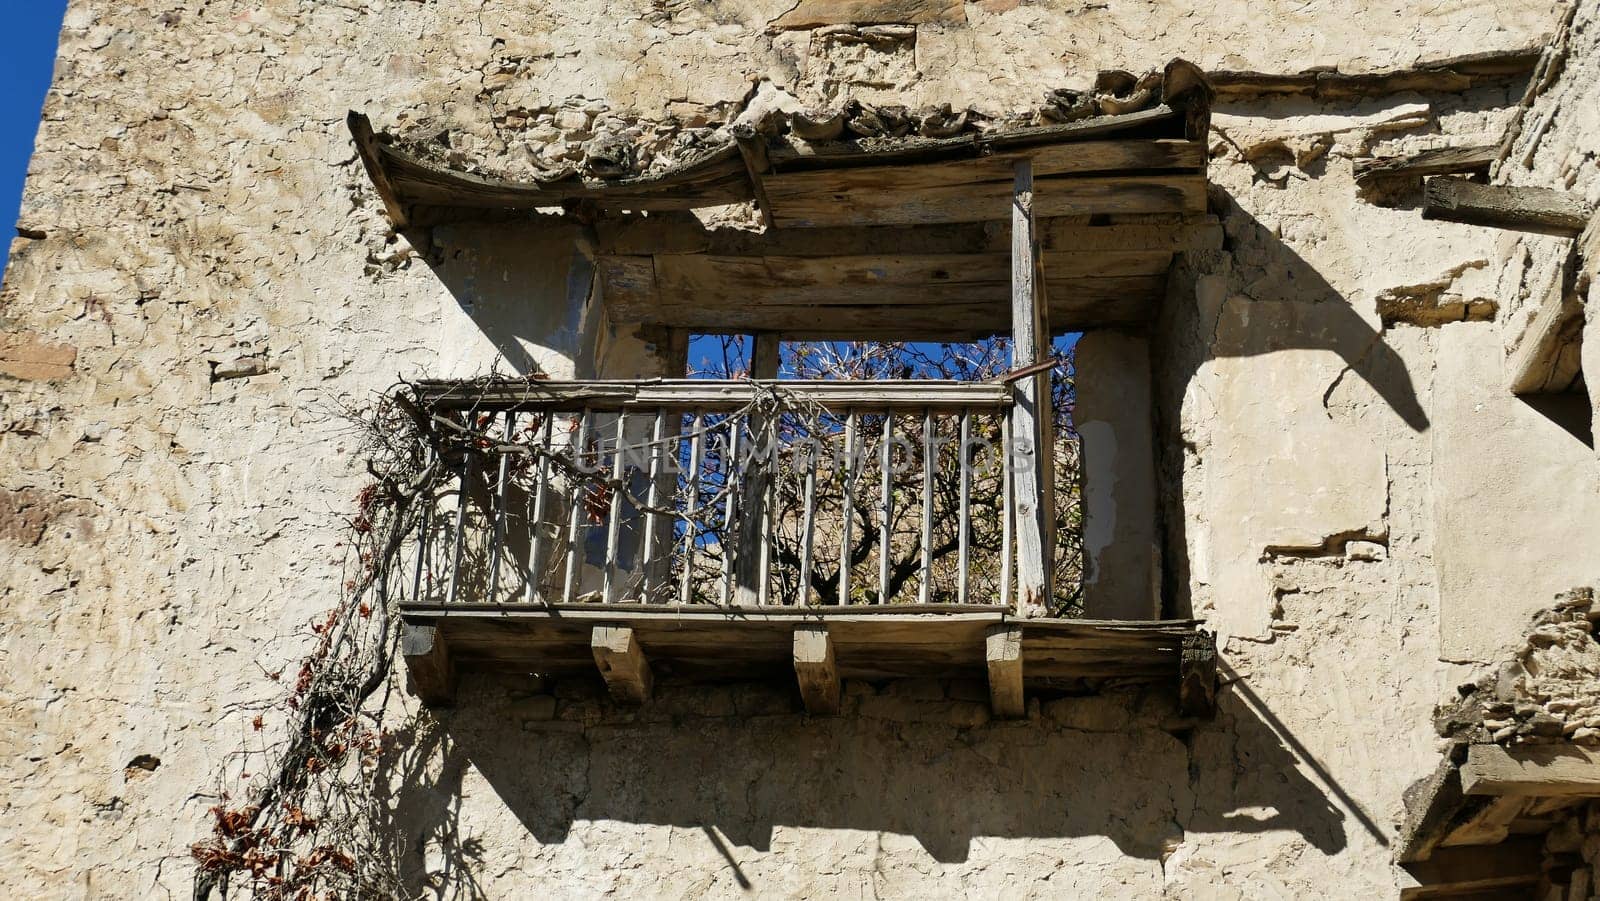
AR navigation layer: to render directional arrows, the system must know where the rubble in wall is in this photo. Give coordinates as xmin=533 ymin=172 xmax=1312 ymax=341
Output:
xmin=1436 ymin=587 xmax=1600 ymax=746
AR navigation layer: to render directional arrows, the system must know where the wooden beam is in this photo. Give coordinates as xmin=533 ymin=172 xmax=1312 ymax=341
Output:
xmin=591 ymin=625 xmax=654 ymax=704
xmin=1461 ymin=743 xmax=1600 ymax=797
xmin=416 ymin=377 xmax=1013 ymax=413
xmin=734 ymin=333 xmax=781 ymax=605
xmin=1355 ymin=144 xmax=1496 ymax=187
xmin=1178 ymin=629 xmax=1217 ymax=717
xmin=793 ymin=626 xmax=841 ymax=715
xmin=732 ymin=125 xmax=776 ymax=229
xmin=1399 ymin=838 xmax=1543 ymax=899
xmin=1423 ymin=176 xmax=1594 ymax=236
xmin=347 ymin=112 xmax=412 ymax=229
xmin=769 ymin=172 xmax=1207 ymax=228
xmin=401 ymin=623 xmax=456 ymax=706
xmin=986 ymin=625 xmax=1025 ymax=718
xmin=1507 ymin=251 xmax=1583 ymax=394
xmin=1010 ymin=160 xmax=1053 ymax=616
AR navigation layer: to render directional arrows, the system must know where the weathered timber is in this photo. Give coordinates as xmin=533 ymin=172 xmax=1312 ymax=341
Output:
xmin=771 ymin=0 xmax=963 ymax=29
xmin=793 ymin=626 xmax=841 ymax=715
xmin=1460 ymin=743 xmax=1600 ymax=797
xmin=347 ymin=112 xmax=412 ymax=229
xmin=399 ymin=602 xmax=1201 ymax=686
xmin=1441 ymin=795 xmax=1528 ymax=846
xmin=1010 ymin=161 xmax=1053 ymax=616
xmin=1507 ymin=250 xmax=1584 ymax=394
xmin=1423 ymin=176 xmax=1594 ymax=236
xmin=401 ymin=623 xmax=456 ymax=706
xmin=1397 ymin=755 xmax=1469 ymax=863
xmin=1355 ymin=145 xmax=1496 ymax=185
xmin=769 ymin=172 xmax=1207 ymax=228
xmin=732 ymin=125 xmax=776 ymax=229
xmin=734 ymin=336 xmax=781 ymax=606
xmin=1210 ymin=47 xmax=1542 ymax=101
xmin=414 ymin=378 xmax=1012 ymax=413
xmin=986 ymin=625 xmax=1025 ymax=718
xmin=1399 ymin=838 xmax=1543 ymax=899
xmin=1177 ymin=629 xmax=1217 ymax=718
xmin=593 ymin=213 xmax=1222 ymax=257
xmin=591 ymin=625 xmax=654 ymax=704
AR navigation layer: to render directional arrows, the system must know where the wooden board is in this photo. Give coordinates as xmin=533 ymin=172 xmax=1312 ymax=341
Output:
xmin=414 ymin=378 xmax=1012 ymax=413
xmin=767 ymin=172 xmax=1208 ymax=228
xmin=1460 ymin=743 xmax=1600 ymax=797
xmin=400 ymin=603 xmax=1205 ymax=690
xmin=1424 ymin=176 xmax=1594 ymax=236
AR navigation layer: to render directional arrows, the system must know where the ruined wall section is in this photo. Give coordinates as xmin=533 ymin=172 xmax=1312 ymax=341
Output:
xmin=0 ymin=0 xmax=1575 ymax=896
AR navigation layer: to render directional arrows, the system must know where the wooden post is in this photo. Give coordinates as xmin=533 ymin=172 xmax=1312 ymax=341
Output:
xmin=592 ymin=625 xmax=653 ymax=704
xmin=793 ymin=626 xmax=840 ymax=715
xmin=402 ymin=624 xmax=456 ymax=707
xmin=986 ymin=624 xmax=1025 ymax=718
xmin=1010 ymin=160 xmax=1054 ymax=617
xmin=735 ymin=335 xmax=780 ymax=606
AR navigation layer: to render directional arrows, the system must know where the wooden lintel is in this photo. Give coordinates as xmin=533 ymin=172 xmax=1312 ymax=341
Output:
xmin=1399 ymin=837 xmax=1543 ymax=899
xmin=1423 ymin=176 xmax=1594 ymax=236
xmin=793 ymin=626 xmax=841 ymax=715
xmin=733 ymin=126 xmax=776 ymax=229
xmin=592 ymin=625 xmax=654 ymax=704
xmin=1461 ymin=743 xmax=1600 ymax=797
xmin=986 ymin=625 xmax=1025 ymax=718
xmin=1178 ymin=629 xmax=1218 ymax=718
xmin=401 ymin=623 xmax=456 ymax=706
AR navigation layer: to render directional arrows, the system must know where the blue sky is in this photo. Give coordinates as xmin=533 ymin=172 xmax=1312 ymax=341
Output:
xmin=1 ymin=2 xmax=68 ymax=234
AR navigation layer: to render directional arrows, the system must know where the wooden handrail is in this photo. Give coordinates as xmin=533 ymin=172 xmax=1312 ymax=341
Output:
xmin=414 ymin=378 xmax=1013 ymax=412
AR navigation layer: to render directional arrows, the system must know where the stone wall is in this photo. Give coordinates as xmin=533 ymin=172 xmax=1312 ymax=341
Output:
xmin=1 ymin=0 xmax=1593 ymax=897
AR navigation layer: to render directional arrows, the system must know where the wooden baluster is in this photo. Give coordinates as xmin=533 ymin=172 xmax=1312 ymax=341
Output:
xmin=602 ymin=413 xmax=628 ymax=604
xmin=878 ymin=411 xmax=894 ymax=604
xmin=958 ymin=409 xmax=972 ymax=605
xmin=525 ymin=414 xmax=554 ymax=604
xmin=445 ymin=449 xmax=474 ymax=605
xmin=919 ymin=410 xmax=934 ymax=604
xmin=838 ymin=411 xmax=858 ymax=606
xmin=678 ymin=411 xmax=705 ymax=605
xmin=562 ymin=409 xmax=591 ymax=604
xmin=487 ymin=411 xmax=515 ymax=603
xmin=1000 ymin=414 xmax=1014 ymax=610
xmin=411 ymin=448 xmax=434 ymax=603
xmin=641 ymin=409 xmax=667 ymax=603
xmin=721 ymin=421 xmax=741 ymax=606
xmin=798 ymin=430 xmax=819 ymax=606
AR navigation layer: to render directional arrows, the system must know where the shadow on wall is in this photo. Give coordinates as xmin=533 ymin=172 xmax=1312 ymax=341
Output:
xmin=1152 ymin=188 xmax=1431 ymax=619
xmin=370 ymin=675 xmax=1384 ymax=895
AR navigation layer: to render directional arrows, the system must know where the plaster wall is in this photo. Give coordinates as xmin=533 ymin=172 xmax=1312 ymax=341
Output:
xmin=0 ymin=0 xmax=1591 ymax=897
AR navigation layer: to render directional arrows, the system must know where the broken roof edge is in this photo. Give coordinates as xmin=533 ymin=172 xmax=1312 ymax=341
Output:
xmin=348 ymin=58 xmax=1212 ymax=230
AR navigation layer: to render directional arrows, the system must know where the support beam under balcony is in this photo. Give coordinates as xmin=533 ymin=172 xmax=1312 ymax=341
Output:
xmin=986 ymin=625 xmax=1025 ymax=718
xmin=402 ymin=624 xmax=457 ymax=706
xmin=592 ymin=626 xmax=654 ymax=705
xmin=793 ymin=626 xmax=840 ymax=715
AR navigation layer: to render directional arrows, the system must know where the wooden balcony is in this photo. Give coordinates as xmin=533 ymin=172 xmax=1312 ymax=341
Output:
xmin=397 ymin=378 xmax=1215 ymax=718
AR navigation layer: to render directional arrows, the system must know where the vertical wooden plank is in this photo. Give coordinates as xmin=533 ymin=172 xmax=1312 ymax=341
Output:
xmin=838 ymin=411 xmax=859 ymax=606
xmin=793 ymin=626 xmax=840 ymax=715
xmin=1010 ymin=159 xmax=1054 ymax=617
xmin=798 ymin=436 xmax=819 ymax=606
xmin=736 ymin=336 xmax=779 ymax=606
xmin=750 ymin=333 xmax=781 ymax=380
xmin=411 ymin=449 xmax=434 ymax=603
xmin=665 ymin=328 xmax=691 ymax=377
xmin=986 ymin=624 xmax=1024 ymax=718
xmin=641 ymin=409 xmax=667 ymax=602
xmin=878 ymin=411 xmax=894 ymax=604
xmin=957 ymin=410 xmax=972 ymax=605
xmin=592 ymin=625 xmax=653 ymax=704
xmin=525 ymin=414 xmax=554 ymax=603
xmin=919 ymin=410 xmax=934 ymax=605
xmin=602 ymin=413 xmax=629 ymax=603
xmin=1000 ymin=414 xmax=1013 ymax=610
xmin=678 ymin=411 xmax=705 ymax=605
xmin=487 ymin=411 xmax=515 ymax=603
xmin=445 ymin=452 xmax=474 ymax=605
xmin=563 ymin=409 xmax=592 ymax=604
xmin=721 ymin=424 xmax=742 ymax=606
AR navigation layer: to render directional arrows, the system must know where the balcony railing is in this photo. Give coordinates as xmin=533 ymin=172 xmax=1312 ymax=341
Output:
xmin=407 ymin=379 xmax=1082 ymax=614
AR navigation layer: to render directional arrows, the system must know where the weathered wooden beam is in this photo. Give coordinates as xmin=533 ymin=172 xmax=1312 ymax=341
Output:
xmin=1010 ymin=160 xmax=1053 ymax=617
xmin=401 ymin=623 xmax=456 ymax=706
xmin=734 ymin=334 xmax=782 ymax=606
xmin=732 ymin=125 xmax=776 ymax=229
xmin=1461 ymin=743 xmax=1600 ymax=797
xmin=1507 ymin=251 xmax=1584 ymax=394
xmin=1178 ymin=629 xmax=1217 ymax=718
xmin=793 ymin=626 xmax=841 ymax=715
xmin=1423 ymin=176 xmax=1594 ymax=236
xmin=1355 ymin=144 xmax=1496 ymax=187
xmin=415 ymin=378 xmax=1013 ymax=413
xmin=591 ymin=625 xmax=654 ymax=704
xmin=1399 ymin=838 xmax=1543 ymax=899
xmin=347 ymin=112 xmax=412 ymax=229
xmin=986 ymin=625 xmax=1025 ymax=718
